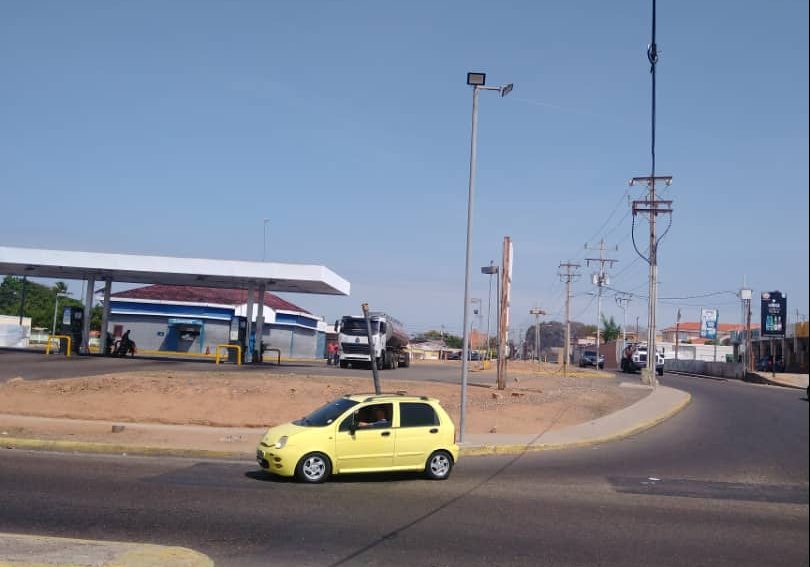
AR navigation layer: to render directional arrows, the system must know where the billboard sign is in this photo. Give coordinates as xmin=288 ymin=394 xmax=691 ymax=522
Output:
xmin=700 ymin=308 xmax=719 ymax=340
xmin=761 ymin=291 xmax=787 ymax=336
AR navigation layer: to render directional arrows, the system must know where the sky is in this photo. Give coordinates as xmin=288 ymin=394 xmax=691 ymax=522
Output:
xmin=1 ymin=0 xmax=808 ymax=338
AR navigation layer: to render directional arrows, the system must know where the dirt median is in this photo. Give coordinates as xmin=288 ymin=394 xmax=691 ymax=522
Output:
xmin=0 ymin=364 xmax=647 ymax=437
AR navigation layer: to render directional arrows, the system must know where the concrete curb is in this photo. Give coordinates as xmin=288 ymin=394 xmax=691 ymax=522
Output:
xmin=1 ymin=438 xmax=246 ymax=461
xmin=665 ymin=370 xmax=728 ymax=382
xmin=2 ymin=388 xmax=691 ymax=462
xmin=0 ymin=533 xmax=213 ymax=567
xmin=458 ymin=388 xmax=691 ymax=457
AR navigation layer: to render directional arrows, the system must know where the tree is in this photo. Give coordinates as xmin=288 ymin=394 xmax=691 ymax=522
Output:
xmin=579 ymin=324 xmax=598 ymax=337
xmin=0 ymin=276 xmax=87 ymax=330
xmin=411 ymin=329 xmax=445 ymax=343
xmin=600 ymin=314 xmax=621 ymax=343
xmin=525 ymin=322 xmax=566 ymax=358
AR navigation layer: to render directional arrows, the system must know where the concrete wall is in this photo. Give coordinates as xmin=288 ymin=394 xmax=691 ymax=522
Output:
xmin=107 ymin=314 xmax=229 ymax=353
xmin=108 ymin=315 xmax=322 ymax=359
xmin=260 ymin=325 xmax=318 ymax=359
xmin=665 ymin=359 xmax=745 ymax=379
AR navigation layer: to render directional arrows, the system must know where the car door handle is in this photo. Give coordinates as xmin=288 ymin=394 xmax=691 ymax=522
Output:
xmin=429 ymin=428 xmax=438 ymax=434
xmin=381 ymin=431 xmax=391 ymax=437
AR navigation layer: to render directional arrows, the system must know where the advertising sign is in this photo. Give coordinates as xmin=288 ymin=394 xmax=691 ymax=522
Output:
xmin=761 ymin=291 xmax=787 ymax=336
xmin=700 ymin=308 xmax=719 ymax=340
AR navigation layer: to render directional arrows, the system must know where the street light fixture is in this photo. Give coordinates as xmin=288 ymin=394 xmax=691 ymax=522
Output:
xmin=459 ymin=72 xmax=514 ymax=444
xmin=466 ymin=72 xmax=486 ymax=86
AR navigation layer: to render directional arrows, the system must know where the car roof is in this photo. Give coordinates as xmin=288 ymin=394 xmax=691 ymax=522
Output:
xmin=343 ymin=393 xmax=439 ymax=404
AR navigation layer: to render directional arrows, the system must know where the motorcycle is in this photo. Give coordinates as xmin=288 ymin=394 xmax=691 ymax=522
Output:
xmin=113 ymin=331 xmax=137 ymax=357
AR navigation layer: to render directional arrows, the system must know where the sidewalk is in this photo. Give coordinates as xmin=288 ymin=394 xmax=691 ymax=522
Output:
xmin=1 ymin=383 xmax=690 ymax=459
xmin=0 ymin=533 xmax=212 ymax=567
xmin=461 ymin=384 xmax=690 ymax=455
xmin=751 ymin=372 xmax=809 ymax=391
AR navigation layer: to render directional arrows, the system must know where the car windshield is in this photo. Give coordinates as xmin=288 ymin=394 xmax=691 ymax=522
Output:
xmin=340 ymin=318 xmax=380 ymax=336
xmin=584 ymin=351 xmax=596 ymax=357
xmin=294 ymin=398 xmax=359 ymax=427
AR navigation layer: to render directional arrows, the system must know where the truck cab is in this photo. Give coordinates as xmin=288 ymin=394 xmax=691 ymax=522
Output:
xmin=622 ymin=343 xmax=665 ymax=376
xmin=337 ymin=313 xmax=410 ymax=370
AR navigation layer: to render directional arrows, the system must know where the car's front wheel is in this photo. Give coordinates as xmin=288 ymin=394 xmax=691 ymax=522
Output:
xmin=425 ymin=450 xmax=454 ymax=480
xmin=295 ymin=452 xmax=332 ymax=483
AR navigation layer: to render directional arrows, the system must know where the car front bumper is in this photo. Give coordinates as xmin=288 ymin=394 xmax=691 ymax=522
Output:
xmin=256 ymin=445 xmax=298 ymax=477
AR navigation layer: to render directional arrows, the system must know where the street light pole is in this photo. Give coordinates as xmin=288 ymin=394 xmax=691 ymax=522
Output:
xmin=529 ymin=307 xmax=546 ymax=362
xmin=51 ymin=293 xmax=67 ymax=336
xmin=481 ymin=262 xmax=498 ymax=361
xmin=459 ymin=73 xmax=513 ymax=443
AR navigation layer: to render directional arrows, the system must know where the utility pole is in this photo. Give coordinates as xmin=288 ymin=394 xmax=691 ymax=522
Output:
xmin=496 ymin=236 xmax=513 ymax=390
xmin=529 ymin=307 xmax=546 ymax=362
xmin=629 ymin=176 xmax=672 ymax=385
xmin=558 ymin=262 xmax=580 ymax=377
xmin=615 ymin=294 xmax=632 ymax=357
xmin=739 ymin=286 xmax=752 ymax=373
xmin=362 ymin=303 xmax=381 ymax=394
xmin=675 ymin=308 xmax=681 ymax=360
xmin=585 ymin=239 xmax=618 ymax=370
xmin=627 ymin=0 xmax=674 ymax=386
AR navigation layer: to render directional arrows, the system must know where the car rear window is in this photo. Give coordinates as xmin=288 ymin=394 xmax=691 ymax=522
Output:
xmin=399 ymin=402 xmax=439 ymax=427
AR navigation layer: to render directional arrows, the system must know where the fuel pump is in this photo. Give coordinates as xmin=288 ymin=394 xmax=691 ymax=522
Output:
xmin=60 ymin=306 xmax=84 ymax=355
xmin=228 ymin=315 xmax=247 ymax=364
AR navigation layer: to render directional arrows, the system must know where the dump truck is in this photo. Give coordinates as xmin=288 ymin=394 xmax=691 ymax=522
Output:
xmin=337 ymin=312 xmax=410 ymax=369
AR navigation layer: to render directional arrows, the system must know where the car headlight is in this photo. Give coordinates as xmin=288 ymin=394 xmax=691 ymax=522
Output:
xmin=274 ymin=436 xmax=288 ymax=449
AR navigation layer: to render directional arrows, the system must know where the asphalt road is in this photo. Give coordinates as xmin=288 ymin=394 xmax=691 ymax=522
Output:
xmin=0 ymin=373 xmax=807 ymax=567
xmin=0 ymin=348 xmax=493 ymax=385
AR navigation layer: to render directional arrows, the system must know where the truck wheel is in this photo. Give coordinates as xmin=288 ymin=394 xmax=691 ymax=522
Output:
xmin=339 ymin=360 xmax=348 ymax=369
xmin=401 ymin=353 xmax=411 ymax=368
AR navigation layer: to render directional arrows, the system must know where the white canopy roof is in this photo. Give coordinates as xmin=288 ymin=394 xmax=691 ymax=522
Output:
xmin=0 ymin=246 xmax=350 ymax=296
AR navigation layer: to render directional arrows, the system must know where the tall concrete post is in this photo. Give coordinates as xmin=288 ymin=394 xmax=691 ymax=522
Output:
xmin=244 ymin=283 xmax=255 ymax=364
xmin=99 ymin=278 xmax=112 ymax=355
xmin=82 ymin=275 xmax=95 ymax=354
xmin=254 ymin=281 xmax=266 ymax=362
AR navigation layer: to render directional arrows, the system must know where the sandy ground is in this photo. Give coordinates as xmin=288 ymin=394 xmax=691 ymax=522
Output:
xmin=0 ymin=363 xmax=646 ymax=440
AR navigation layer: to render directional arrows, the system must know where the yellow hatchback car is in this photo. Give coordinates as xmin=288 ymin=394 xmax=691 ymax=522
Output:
xmin=256 ymin=393 xmax=459 ymax=483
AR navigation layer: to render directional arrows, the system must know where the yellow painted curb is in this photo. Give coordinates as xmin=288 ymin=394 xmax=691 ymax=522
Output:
xmin=1 ymin=437 xmax=244 ymax=461
xmin=0 ymin=533 xmax=213 ymax=567
xmin=459 ymin=392 xmax=691 ymax=457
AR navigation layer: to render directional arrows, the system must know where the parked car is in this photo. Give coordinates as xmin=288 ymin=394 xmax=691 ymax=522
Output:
xmin=579 ymin=350 xmax=605 ymax=369
xmin=256 ymin=394 xmax=459 ymax=483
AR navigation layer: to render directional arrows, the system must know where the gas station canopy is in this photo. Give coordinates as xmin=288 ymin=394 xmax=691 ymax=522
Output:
xmin=0 ymin=246 xmax=350 ymax=295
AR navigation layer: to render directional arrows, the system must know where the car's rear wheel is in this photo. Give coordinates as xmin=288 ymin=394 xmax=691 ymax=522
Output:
xmin=295 ymin=452 xmax=332 ymax=483
xmin=425 ymin=450 xmax=453 ymax=480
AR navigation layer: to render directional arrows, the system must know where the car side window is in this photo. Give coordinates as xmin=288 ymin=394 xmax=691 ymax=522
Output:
xmin=354 ymin=403 xmax=393 ymax=429
xmin=338 ymin=413 xmax=355 ymax=432
xmin=399 ymin=403 xmax=439 ymax=428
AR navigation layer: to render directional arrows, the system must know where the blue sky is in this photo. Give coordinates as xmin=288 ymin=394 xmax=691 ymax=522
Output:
xmin=1 ymin=0 xmax=807 ymax=336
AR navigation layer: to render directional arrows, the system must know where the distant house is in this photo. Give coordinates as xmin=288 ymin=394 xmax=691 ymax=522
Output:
xmin=660 ymin=322 xmax=759 ymax=345
xmin=104 ymin=284 xmax=325 ymax=359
